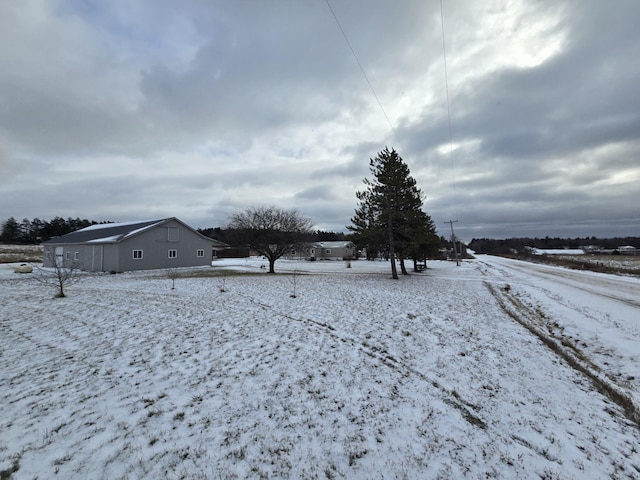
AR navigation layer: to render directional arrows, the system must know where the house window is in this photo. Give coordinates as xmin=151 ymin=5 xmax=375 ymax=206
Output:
xmin=168 ymin=249 xmax=177 ymax=259
xmin=167 ymin=227 xmax=179 ymax=242
xmin=197 ymin=249 xmax=204 ymax=257
xmin=66 ymin=251 xmax=70 ymax=259
xmin=133 ymin=250 xmax=143 ymax=260
xmin=325 ymin=249 xmax=331 ymax=254
xmin=74 ymin=252 xmax=80 ymax=261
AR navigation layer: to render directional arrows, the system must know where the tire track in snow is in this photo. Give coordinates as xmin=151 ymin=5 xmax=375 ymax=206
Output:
xmin=233 ymin=291 xmax=488 ymax=430
xmin=486 ymin=281 xmax=640 ymax=429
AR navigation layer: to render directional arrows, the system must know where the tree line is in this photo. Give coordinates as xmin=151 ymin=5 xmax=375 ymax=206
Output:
xmin=469 ymin=236 xmax=640 ymax=254
xmin=0 ymin=216 xmax=110 ymax=244
xmin=198 ymin=227 xmax=347 ymax=245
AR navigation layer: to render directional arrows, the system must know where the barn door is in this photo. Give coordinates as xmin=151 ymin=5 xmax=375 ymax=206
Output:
xmin=54 ymin=247 xmax=64 ymax=267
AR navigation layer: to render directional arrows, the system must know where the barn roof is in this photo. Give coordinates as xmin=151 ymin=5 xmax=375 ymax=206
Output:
xmin=43 ymin=218 xmax=227 ymax=247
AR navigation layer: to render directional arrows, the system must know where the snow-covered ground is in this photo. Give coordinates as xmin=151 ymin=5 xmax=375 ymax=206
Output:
xmin=1 ymin=257 xmax=639 ymax=479
xmin=529 ymin=248 xmax=585 ymax=255
xmin=476 ymin=255 xmax=640 ymax=397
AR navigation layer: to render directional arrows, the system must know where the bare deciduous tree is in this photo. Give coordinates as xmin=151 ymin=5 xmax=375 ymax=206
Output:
xmin=35 ymin=248 xmax=81 ymax=297
xmin=228 ymin=206 xmax=313 ymax=274
xmin=167 ymin=267 xmax=179 ymax=289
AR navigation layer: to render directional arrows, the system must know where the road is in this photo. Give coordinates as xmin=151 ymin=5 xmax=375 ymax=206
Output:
xmin=478 ymin=254 xmax=640 ymax=309
xmin=475 ymin=254 xmax=640 ymax=399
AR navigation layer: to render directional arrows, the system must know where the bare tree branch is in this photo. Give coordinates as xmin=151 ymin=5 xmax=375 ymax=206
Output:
xmin=33 ymin=248 xmax=82 ymax=297
xmin=228 ymin=206 xmax=313 ymax=273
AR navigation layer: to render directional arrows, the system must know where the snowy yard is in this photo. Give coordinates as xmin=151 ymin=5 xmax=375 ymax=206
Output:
xmin=1 ymin=258 xmax=639 ymax=479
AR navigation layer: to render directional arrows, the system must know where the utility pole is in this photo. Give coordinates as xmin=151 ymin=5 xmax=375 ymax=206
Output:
xmin=444 ymin=219 xmax=460 ymax=266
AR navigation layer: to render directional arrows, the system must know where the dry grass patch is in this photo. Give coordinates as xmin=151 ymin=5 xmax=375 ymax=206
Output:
xmin=0 ymin=245 xmax=43 ymax=263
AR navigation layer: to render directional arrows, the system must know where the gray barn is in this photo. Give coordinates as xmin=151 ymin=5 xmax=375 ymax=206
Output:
xmin=42 ymin=217 xmax=226 ymax=273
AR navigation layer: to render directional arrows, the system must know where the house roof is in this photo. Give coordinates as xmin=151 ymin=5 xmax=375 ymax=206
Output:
xmin=43 ymin=217 xmax=227 ymax=247
xmin=314 ymin=241 xmax=355 ymax=249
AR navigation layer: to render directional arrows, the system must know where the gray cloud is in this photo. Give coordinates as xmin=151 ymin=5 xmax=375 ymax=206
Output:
xmin=1 ymin=0 xmax=639 ymax=242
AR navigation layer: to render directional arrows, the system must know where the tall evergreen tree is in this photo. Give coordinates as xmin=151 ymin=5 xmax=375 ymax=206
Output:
xmin=29 ymin=218 xmax=46 ymax=243
xmin=350 ymin=147 xmax=428 ymax=279
xmin=46 ymin=217 xmax=69 ymax=239
xmin=0 ymin=217 xmax=21 ymax=244
xmin=19 ymin=218 xmax=32 ymax=244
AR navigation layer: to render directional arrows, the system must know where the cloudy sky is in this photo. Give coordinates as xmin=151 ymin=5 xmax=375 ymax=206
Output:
xmin=1 ymin=0 xmax=639 ymax=241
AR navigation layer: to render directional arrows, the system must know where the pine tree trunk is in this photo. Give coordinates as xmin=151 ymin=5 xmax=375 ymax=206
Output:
xmin=399 ymin=254 xmax=408 ymax=275
xmin=388 ymin=214 xmax=398 ymax=279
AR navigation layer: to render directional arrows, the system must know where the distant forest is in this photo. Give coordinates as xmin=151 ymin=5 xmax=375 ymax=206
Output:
xmin=0 ymin=216 xmax=114 ymax=244
xmin=0 ymin=217 xmax=350 ymax=245
xmin=197 ymin=227 xmax=348 ymax=245
xmin=469 ymin=236 xmax=640 ymax=254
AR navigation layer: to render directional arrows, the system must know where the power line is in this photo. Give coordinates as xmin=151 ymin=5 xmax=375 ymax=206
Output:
xmin=324 ymin=0 xmax=404 ymax=152
xmin=440 ymin=0 xmax=457 ymax=216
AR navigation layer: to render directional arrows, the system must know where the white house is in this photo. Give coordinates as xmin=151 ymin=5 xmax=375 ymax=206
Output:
xmin=287 ymin=241 xmax=356 ymax=261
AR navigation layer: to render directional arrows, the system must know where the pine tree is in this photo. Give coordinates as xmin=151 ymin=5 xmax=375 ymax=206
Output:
xmin=350 ymin=147 xmax=429 ymax=279
xmin=0 ymin=217 xmax=21 ymax=243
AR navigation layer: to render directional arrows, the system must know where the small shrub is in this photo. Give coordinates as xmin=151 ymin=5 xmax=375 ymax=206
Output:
xmin=173 ymin=411 xmax=185 ymax=421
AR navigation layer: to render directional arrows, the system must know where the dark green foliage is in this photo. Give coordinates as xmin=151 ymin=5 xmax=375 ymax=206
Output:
xmin=0 ymin=217 xmax=20 ymax=243
xmin=348 ymin=189 xmax=385 ymax=260
xmin=403 ymin=210 xmax=440 ymax=269
xmin=199 ymin=227 xmax=346 ymax=246
xmin=312 ymin=230 xmax=347 ymax=241
xmin=0 ymin=216 xmax=110 ymax=244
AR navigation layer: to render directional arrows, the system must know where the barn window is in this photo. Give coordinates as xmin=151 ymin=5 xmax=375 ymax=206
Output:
xmin=197 ymin=249 xmax=204 ymax=257
xmin=325 ymin=249 xmax=331 ymax=254
xmin=168 ymin=249 xmax=177 ymax=258
xmin=133 ymin=250 xmax=143 ymax=259
xmin=167 ymin=227 xmax=179 ymax=242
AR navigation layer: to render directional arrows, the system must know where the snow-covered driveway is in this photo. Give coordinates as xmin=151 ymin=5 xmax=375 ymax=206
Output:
xmin=1 ymin=259 xmax=639 ymax=479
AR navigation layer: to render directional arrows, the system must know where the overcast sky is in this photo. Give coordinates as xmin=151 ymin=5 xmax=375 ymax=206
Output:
xmin=1 ymin=0 xmax=639 ymax=241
